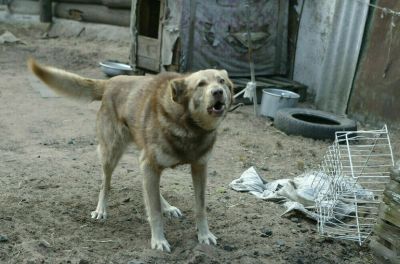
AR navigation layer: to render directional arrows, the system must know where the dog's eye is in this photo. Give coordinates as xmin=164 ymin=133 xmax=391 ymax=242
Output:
xmin=219 ymin=78 xmax=225 ymax=84
xmin=198 ymin=80 xmax=207 ymax=87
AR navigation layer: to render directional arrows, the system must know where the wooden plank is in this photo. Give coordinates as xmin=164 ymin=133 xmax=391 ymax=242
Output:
xmin=131 ymin=0 xmax=164 ymax=72
xmin=348 ymin=0 xmax=400 ymax=123
xmin=54 ymin=3 xmax=130 ymax=27
xmin=102 ymin=0 xmax=131 ymax=8
xmin=374 ymin=219 xmax=400 ymax=250
xmin=390 ymin=166 xmax=400 ymax=183
xmin=136 ymin=35 xmax=160 ymax=71
xmin=379 ymin=201 xmax=400 ymax=228
xmin=383 ymin=180 xmax=400 ymax=205
xmin=137 ymin=56 xmax=159 ymax=72
xmin=8 ymin=0 xmax=40 ymax=15
xmin=54 ymin=0 xmax=102 ymax=3
xmin=129 ymin=0 xmax=138 ymax=70
xmin=39 ymin=0 xmax=52 ymax=22
xmin=370 ymin=238 xmax=400 ymax=264
xmin=137 ymin=36 xmax=160 ymax=60
xmin=257 ymin=77 xmax=292 ymax=87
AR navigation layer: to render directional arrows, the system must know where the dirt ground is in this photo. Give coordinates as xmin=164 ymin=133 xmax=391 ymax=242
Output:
xmin=1 ymin=22 xmax=399 ymax=264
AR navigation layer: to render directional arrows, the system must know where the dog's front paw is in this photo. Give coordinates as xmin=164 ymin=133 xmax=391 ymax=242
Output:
xmin=91 ymin=209 xmax=107 ymax=220
xmin=151 ymin=237 xmax=171 ymax=252
xmin=198 ymin=231 xmax=217 ymax=245
xmin=162 ymin=206 xmax=183 ymax=219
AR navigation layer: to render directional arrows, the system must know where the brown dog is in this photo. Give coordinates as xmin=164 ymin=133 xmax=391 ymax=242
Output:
xmin=28 ymin=59 xmax=233 ymax=252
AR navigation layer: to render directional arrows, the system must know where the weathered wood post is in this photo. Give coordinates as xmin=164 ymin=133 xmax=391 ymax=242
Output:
xmin=129 ymin=0 xmax=138 ymax=72
xmin=39 ymin=0 xmax=52 ymax=22
xmin=370 ymin=160 xmax=400 ymax=263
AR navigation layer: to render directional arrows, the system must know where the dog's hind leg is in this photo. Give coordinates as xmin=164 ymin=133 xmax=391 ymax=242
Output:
xmin=160 ymin=194 xmax=182 ymax=218
xmin=91 ymin=139 xmax=126 ymax=220
xmin=91 ymin=111 xmax=129 ymax=220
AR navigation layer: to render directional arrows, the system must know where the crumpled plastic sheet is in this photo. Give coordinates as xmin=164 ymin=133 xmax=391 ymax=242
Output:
xmin=0 ymin=31 xmax=25 ymax=44
xmin=243 ymin=81 xmax=256 ymax=102
xmin=229 ymin=167 xmax=374 ymax=221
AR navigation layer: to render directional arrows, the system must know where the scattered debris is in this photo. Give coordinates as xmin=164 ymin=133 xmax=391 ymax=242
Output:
xmin=0 ymin=31 xmax=26 ymax=44
xmin=260 ymin=227 xmax=273 ymax=237
xmin=275 ymin=240 xmax=286 ymax=247
xmin=127 ymin=260 xmax=144 ymax=264
xmin=210 ymin=170 xmax=218 ymax=177
xmin=300 ymin=228 xmax=308 ymax=233
xmin=84 ymin=239 xmax=117 ymax=243
xmin=38 ymin=239 xmax=51 ymax=248
xmin=229 ymin=166 xmax=374 ymax=220
xmin=222 ymin=244 xmax=236 ymax=252
xmin=40 ymin=32 xmax=59 ymax=40
xmin=290 ymin=217 xmax=300 ymax=223
xmin=0 ymin=234 xmax=9 ymax=242
xmin=189 ymin=244 xmax=219 ymax=264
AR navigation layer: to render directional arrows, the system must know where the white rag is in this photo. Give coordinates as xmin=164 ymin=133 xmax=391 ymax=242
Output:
xmin=229 ymin=167 xmax=374 ymax=220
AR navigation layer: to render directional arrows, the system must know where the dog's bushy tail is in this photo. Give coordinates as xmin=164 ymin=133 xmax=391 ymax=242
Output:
xmin=28 ymin=59 xmax=106 ymax=101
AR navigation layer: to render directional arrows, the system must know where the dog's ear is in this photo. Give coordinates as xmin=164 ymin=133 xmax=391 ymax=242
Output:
xmin=170 ymin=78 xmax=187 ymax=104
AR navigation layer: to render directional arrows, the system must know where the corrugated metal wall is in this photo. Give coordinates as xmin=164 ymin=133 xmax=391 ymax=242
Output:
xmin=293 ymin=0 xmax=369 ymax=115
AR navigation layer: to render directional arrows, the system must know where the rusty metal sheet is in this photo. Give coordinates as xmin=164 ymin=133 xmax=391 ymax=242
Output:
xmin=349 ymin=0 xmax=400 ymax=123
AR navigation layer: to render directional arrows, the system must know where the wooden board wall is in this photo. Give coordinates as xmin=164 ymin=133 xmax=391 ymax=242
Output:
xmin=348 ymin=0 xmax=400 ymax=124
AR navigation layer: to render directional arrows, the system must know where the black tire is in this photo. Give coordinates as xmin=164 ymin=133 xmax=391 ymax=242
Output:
xmin=274 ymin=108 xmax=357 ymax=140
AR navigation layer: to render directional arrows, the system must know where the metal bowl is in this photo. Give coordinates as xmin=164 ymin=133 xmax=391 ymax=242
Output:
xmin=99 ymin=61 xmax=133 ymax=77
xmin=260 ymin=88 xmax=300 ymax=118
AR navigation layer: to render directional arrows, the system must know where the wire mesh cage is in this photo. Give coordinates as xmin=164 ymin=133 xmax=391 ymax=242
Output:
xmin=312 ymin=125 xmax=394 ymax=245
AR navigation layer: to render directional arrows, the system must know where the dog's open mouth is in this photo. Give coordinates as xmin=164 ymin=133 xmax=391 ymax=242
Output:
xmin=207 ymin=101 xmax=225 ymax=116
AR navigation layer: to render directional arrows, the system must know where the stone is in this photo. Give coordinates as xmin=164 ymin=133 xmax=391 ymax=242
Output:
xmin=260 ymin=227 xmax=273 ymax=237
xmin=223 ymin=245 xmax=235 ymax=252
xmin=300 ymin=228 xmax=308 ymax=233
xmin=0 ymin=234 xmax=9 ymax=242
xmin=290 ymin=217 xmax=300 ymax=223
xmin=38 ymin=240 xmax=51 ymax=248
xmin=276 ymin=240 xmax=285 ymax=247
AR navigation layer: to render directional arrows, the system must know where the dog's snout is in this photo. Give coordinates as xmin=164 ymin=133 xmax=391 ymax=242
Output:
xmin=211 ymin=88 xmax=224 ymax=99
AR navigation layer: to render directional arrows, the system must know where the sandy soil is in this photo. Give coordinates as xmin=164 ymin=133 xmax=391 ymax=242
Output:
xmin=1 ymin=22 xmax=399 ymax=264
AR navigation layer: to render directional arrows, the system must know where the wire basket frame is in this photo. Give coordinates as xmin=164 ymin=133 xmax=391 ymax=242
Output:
xmin=312 ymin=125 xmax=394 ymax=245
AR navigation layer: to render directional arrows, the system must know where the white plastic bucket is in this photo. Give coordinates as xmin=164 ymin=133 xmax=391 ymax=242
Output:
xmin=260 ymin=88 xmax=300 ymax=118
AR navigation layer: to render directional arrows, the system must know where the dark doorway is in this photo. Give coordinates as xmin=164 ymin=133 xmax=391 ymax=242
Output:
xmin=138 ymin=0 xmax=161 ymax=39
